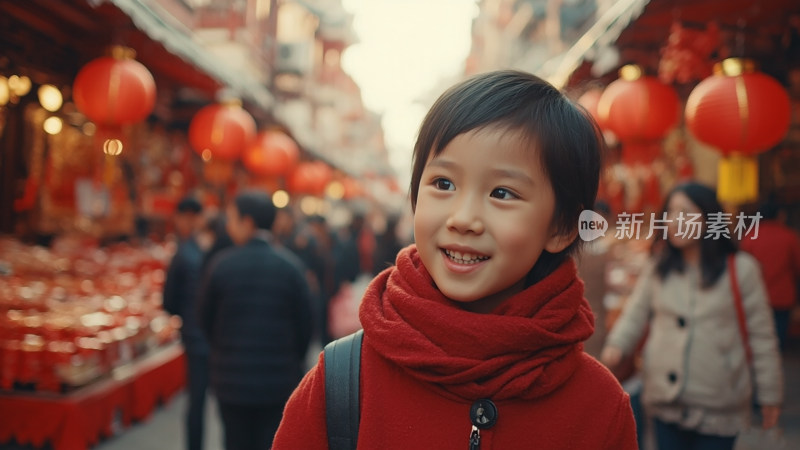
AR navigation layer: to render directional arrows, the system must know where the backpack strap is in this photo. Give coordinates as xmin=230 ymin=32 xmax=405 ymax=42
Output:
xmin=324 ymin=329 xmax=364 ymax=450
xmin=728 ymin=253 xmax=753 ymax=366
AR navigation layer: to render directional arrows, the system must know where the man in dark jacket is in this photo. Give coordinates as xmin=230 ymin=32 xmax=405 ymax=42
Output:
xmin=162 ymin=196 xmax=208 ymax=450
xmin=200 ymin=190 xmax=314 ymax=450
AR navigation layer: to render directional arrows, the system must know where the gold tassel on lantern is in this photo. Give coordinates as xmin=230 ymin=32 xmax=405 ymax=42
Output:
xmin=717 ymin=153 xmax=758 ymax=204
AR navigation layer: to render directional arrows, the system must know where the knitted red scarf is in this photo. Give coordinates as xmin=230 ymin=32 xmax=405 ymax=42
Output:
xmin=359 ymin=245 xmax=594 ymax=402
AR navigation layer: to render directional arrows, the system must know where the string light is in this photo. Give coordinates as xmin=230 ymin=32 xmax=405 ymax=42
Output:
xmin=38 ymin=84 xmax=63 ymax=112
xmin=43 ymin=116 xmax=63 ymax=135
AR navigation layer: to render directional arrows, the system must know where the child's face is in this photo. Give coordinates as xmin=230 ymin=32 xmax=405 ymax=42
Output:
xmin=414 ymin=127 xmax=567 ymax=312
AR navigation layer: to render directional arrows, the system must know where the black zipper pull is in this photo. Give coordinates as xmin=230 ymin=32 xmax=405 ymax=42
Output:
xmin=468 ymin=399 xmax=497 ymax=450
xmin=469 ymin=425 xmax=481 ymax=450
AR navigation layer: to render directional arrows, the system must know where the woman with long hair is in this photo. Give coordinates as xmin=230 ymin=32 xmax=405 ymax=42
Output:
xmin=601 ymin=182 xmax=783 ymax=450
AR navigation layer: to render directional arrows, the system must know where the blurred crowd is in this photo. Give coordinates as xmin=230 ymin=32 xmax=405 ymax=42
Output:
xmin=160 ymin=191 xmax=410 ymax=450
xmin=157 ymin=181 xmax=799 ymax=450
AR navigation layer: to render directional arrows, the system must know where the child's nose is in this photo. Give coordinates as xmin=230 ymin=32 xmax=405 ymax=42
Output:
xmin=445 ymin=196 xmax=485 ymax=234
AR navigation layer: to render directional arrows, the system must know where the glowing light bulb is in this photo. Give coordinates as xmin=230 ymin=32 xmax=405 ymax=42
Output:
xmin=38 ymin=84 xmax=63 ymax=112
xmin=43 ymin=116 xmax=63 ymax=135
xmin=103 ymin=139 xmax=123 ymax=156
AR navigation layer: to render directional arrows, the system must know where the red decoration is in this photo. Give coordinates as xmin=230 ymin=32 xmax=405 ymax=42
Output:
xmin=685 ymin=59 xmax=791 ymax=156
xmin=243 ymin=130 xmax=300 ymax=177
xmin=685 ymin=58 xmax=791 ymax=204
xmin=72 ymin=47 xmax=156 ymax=126
xmin=202 ymin=159 xmax=235 ymax=186
xmin=287 ymin=161 xmax=333 ymax=196
xmin=659 ymin=22 xmax=725 ymax=84
xmin=13 ymin=178 xmax=39 ymax=212
xmin=598 ymin=65 xmax=679 ymax=166
xmin=599 ymin=66 xmax=679 ymax=143
xmin=189 ymin=101 xmax=256 ymax=161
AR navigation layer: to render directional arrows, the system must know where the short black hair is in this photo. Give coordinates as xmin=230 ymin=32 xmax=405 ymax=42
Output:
xmin=409 ymin=70 xmax=603 ymax=283
xmin=653 ymin=182 xmax=737 ymax=288
xmin=176 ymin=196 xmax=203 ymax=214
xmin=233 ymin=190 xmax=276 ymax=231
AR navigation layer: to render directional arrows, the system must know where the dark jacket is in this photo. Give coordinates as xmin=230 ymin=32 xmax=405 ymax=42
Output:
xmin=162 ymin=237 xmax=208 ymax=354
xmin=200 ymin=236 xmax=314 ymax=405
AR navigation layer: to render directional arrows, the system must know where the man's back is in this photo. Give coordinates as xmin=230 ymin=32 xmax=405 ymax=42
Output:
xmin=202 ymin=237 xmax=314 ymax=405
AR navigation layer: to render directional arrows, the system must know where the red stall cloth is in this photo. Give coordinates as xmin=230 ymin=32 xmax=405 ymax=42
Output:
xmin=0 ymin=344 xmax=185 ymax=450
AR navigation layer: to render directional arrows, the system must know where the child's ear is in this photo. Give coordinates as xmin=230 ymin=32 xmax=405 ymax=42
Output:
xmin=544 ymin=227 xmax=578 ymax=254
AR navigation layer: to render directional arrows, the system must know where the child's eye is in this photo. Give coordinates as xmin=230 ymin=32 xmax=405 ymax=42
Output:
xmin=490 ymin=187 xmax=517 ymax=200
xmin=433 ymin=178 xmax=454 ymax=191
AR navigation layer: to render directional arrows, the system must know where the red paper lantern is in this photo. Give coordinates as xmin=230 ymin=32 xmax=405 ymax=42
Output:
xmin=685 ymin=58 xmax=791 ymax=204
xmin=243 ymin=130 xmax=300 ymax=177
xmin=72 ymin=47 xmax=156 ymax=126
xmin=189 ymin=101 xmax=256 ymax=162
xmin=598 ymin=65 xmax=679 ymax=165
xmin=685 ymin=58 xmax=790 ymax=156
xmin=287 ymin=161 xmax=333 ymax=196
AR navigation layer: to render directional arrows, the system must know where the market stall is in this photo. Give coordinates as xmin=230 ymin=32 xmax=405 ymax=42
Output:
xmin=0 ymin=236 xmax=184 ymax=450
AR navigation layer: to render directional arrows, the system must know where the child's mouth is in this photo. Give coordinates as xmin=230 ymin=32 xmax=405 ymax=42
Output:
xmin=442 ymin=249 xmax=489 ymax=265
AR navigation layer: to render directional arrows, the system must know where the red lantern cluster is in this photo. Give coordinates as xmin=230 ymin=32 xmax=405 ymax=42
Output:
xmin=243 ymin=130 xmax=300 ymax=177
xmin=189 ymin=101 xmax=256 ymax=162
xmin=287 ymin=161 xmax=333 ymax=196
xmin=72 ymin=47 xmax=156 ymax=126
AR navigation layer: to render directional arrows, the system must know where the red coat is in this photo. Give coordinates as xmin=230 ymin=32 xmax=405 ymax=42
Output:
xmin=274 ymin=246 xmax=637 ymax=449
xmin=740 ymin=220 xmax=800 ymax=310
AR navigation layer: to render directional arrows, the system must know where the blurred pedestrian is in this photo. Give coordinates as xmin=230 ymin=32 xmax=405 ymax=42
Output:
xmin=161 ymin=196 xmax=209 ymax=450
xmin=601 ymin=182 xmax=783 ymax=450
xmin=307 ymin=214 xmax=339 ymax=345
xmin=200 ymin=190 xmax=314 ymax=450
xmin=201 ymin=212 xmax=234 ymax=275
xmin=274 ymin=70 xmax=636 ymax=449
xmin=371 ymin=214 xmax=404 ymax=275
xmin=334 ymin=211 xmax=374 ymax=285
xmin=740 ymin=198 xmax=800 ymax=351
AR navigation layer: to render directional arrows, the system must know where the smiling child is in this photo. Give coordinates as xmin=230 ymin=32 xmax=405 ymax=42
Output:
xmin=274 ymin=70 xmax=637 ymax=449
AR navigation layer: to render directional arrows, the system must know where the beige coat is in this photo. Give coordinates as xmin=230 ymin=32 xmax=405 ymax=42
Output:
xmin=606 ymin=252 xmax=783 ymax=436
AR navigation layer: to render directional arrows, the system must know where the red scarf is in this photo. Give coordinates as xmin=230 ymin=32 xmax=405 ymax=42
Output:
xmin=359 ymin=245 xmax=594 ymax=401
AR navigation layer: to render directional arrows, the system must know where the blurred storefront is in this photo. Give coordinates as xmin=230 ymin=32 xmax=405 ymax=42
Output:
xmin=0 ymin=1 xmax=393 ymax=448
xmin=467 ymin=0 xmax=800 ymax=222
xmin=0 ymin=0 xmax=396 ymax=241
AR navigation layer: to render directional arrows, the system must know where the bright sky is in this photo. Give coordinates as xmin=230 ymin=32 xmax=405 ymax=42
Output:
xmin=340 ymin=0 xmax=479 ymax=186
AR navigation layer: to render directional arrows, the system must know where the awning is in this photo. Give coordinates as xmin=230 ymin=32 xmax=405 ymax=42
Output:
xmin=100 ymin=0 xmax=274 ymax=111
xmin=535 ymin=0 xmax=650 ymax=88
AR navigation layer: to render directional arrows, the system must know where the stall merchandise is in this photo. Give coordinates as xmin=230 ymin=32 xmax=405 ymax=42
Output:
xmin=0 ymin=236 xmax=179 ymax=392
xmin=0 ymin=342 xmax=185 ymax=450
